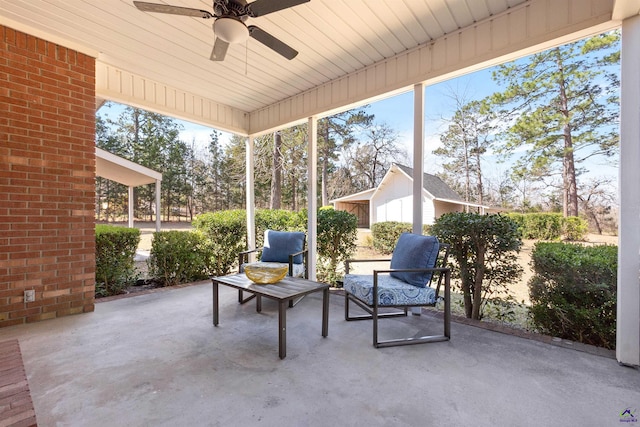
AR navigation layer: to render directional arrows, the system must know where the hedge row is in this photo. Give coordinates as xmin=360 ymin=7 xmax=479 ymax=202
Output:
xmin=95 ymin=224 xmax=140 ymax=297
xmin=506 ymin=213 xmax=588 ymax=241
xmin=147 ymin=230 xmax=210 ymax=286
xmin=528 ymin=242 xmax=617 ymax=349
xmin=371 ymin=221 xmax=431 ymax=254
xmin=148 ymin=208 xmax=357 ymax=286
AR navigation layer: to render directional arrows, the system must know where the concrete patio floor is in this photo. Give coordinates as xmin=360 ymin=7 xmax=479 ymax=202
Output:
xmin=1 ymin=282 xmax=639 ymax=427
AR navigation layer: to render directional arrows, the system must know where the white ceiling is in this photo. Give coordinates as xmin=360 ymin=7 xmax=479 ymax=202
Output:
xmin=1 ymin=0 xmax=524 ymax=111
xmin=1 ymin=0 xmax=637 ymax=135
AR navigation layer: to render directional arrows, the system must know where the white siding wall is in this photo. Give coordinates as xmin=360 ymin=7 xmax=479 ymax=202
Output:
xmin=434 ymin=201 xmax=465 ymax=218
xmin=372 ymin=175 xmax=436 ymax=224
xmin=423 ymin=196 xmax=436 ymax=225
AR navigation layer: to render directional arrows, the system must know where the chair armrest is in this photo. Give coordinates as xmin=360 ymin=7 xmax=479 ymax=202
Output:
xmin=238 ymin=248 xmax=262 ymax=272
xmin=239 ymin=248 xmax=261 ymax=256
xmin=344 ymin=258 xmax=391 ymax=274
xmin=288 ymin=249 xmax=309 ymax=278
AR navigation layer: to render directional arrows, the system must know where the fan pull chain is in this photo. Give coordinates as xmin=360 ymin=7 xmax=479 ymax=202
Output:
xmin=245 ymin=41 xmax=248 ymax=76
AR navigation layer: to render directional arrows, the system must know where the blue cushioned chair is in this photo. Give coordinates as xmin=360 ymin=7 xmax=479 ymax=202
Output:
xmin=238 ymin=230 xmax=308 ymax=306
xmin=343 ymin=233 xmax=451 ymax=348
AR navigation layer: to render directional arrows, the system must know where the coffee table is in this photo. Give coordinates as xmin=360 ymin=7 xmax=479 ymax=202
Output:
xmin=211 ymin=274 xmax=330 ymax=359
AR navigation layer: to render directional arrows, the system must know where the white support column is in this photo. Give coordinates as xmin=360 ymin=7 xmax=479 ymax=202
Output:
xmin=308 ymin=117 xmax=318 ymax=281
xmin=246 ymin=136 xmax=256 ymax=258
xmin=617 ymin=14 xmax=640 ymax=367
xmin=155 ymin=180 xmax=161 ymax=232
xmin=156 ymin=179 xmax=162 ymax=231
xmin=411 ymin=83 xmax=426 ymax=315
xmin=412 ymin=83 xmax=425 ymax=235
xmin=128 ymin=185 xmax=134 ymax=229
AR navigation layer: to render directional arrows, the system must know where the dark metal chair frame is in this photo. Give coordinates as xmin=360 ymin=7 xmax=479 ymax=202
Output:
xmin=237 ymin=234 xmax=309 ymax=307
xmin=344 ymin=243 xmax=451 ymax=348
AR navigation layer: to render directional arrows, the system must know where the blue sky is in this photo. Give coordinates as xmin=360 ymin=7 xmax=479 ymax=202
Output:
xmin=97 ymin=63 xmax=618 ymax=185
xmin=98 ymin=66 xmax=500 ymax=160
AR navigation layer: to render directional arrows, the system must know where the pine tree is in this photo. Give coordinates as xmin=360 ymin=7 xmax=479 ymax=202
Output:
xmin=491 ymin=32 xmax=620 ymax=217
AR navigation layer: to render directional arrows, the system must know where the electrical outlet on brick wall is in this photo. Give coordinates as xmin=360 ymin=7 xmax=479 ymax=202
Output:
xmin=24 ymin=290 xmax=35 ymax=303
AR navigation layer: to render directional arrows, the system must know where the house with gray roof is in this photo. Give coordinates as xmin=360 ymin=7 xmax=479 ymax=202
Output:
xmin=331 ymin=163 xmax=490 ymax=228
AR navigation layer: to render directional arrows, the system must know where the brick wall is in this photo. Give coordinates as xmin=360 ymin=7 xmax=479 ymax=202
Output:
xmin=0 ymin=25 xmax=96 ymax=326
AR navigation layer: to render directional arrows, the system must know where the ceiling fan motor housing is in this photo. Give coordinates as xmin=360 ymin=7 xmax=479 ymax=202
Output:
xmin=213 ymin=17 xmax=249 ymax=44
xmin=213 ymin=0 xmax=247 ymax=18
xmin=134 ymin=0 xmax=310 ymax=61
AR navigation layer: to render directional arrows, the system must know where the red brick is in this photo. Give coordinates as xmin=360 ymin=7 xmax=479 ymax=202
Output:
xmin=1 ymin=25 xmax=96 ymax=326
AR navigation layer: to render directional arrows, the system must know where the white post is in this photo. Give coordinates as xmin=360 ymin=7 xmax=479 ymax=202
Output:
xmin=128 ymin=185 xmax=134 ymax=229
xmin=246 ymin=136 xmax=256 ymax=259
xmin=412 ymin=83 xmax=425 ymax=235
xmin=411 ymin=83 xmax=425 ymax=315
xmin=308 ymin=117 xmax=318 ymax=281
xmin=617 ymin=14 xmax=640 ymax=367
xmin=154 ymin=180 xmax=161 ymax=232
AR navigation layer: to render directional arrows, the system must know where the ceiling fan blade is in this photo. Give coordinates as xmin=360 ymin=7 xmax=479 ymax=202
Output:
xmin=247 ymin=0 xmax=309 ymax=17
xmin=249 ymin=26 xmax=298 ymax=60
xmin=210 ymin=38 xmax=229 ymax=61
xmin=133 ymin=1 xmax=213 ymax=19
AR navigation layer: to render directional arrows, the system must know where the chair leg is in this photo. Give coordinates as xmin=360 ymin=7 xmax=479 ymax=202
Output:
xmin=345 ymin=270 xmax=452 ymax=347
xmin=444 ymin=271 xmax=451 ymax=339
xmin=345 ymin=293 xmax=407 ymax=321
xmin=373 ymin=303 xmax=379 ymax=347
xmin=344 ymin=292 xmax=349 ymax=319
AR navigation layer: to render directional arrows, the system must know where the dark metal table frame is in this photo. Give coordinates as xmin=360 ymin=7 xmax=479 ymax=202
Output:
xmin=211 ymin=274 xmax=330 ymax=359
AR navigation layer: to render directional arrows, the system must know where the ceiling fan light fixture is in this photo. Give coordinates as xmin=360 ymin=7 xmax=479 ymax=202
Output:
xmin=214 ymin=17 xmax=249 ymax=44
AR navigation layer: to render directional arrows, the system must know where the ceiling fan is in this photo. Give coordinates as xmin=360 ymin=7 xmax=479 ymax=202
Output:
xmin=133 ymin=0 xmax=309 ymax=62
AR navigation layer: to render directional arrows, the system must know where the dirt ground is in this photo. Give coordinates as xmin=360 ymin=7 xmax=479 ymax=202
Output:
xmin=129 ymin=222 xmax=618 ymax=305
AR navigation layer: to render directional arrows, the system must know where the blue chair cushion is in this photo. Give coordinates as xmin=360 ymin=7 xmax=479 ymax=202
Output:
xmin=261 ymin=230 xmax=305 ymax=264
xmin=389 ymin=233 xmax=439 ymax=288
xmin=343 ymin=274 xmax=436 ymax=306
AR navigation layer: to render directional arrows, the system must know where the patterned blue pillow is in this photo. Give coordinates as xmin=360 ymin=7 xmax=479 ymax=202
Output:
xmin=261 ymin=230 xmax=305 ymax=264
xmin=389 ymin=233 xmax=439 ymax=288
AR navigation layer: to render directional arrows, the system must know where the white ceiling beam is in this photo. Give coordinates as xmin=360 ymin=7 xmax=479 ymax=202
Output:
xmin=95 ymin=62 xmax=249 ymax=136
xmin=248 ymin=0 xmax=618 ymax=136
xmin=613 ymin=0 xmax=640 ymax=21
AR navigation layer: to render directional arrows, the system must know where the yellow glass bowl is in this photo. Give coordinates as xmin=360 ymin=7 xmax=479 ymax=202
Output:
xmin=244 ymin=262 xmax=288 ymax=284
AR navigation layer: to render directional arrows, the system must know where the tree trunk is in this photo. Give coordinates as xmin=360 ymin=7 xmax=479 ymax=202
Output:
xmin=589 ymin=210 xmax=602 ymax=234
xmin=270 ymin=131 xmax=282 ymax=209
xmin=475 ymin=138 xmax=484 ymax=206
xmin=321 ymin=125 xmax=330 ymax=206
xmin=322 ymin=154 xmax=329 ymax=207
xmin=459 ymin=256 xmax=473 ymax=318
xmin=463 ymin=137 xmax=470 ymax=208
xmin=471 ymin=246 xmax=486 ymax=320
xmin=555 ymin=49 xmax=579 ymax=217
xmin=290 ymin=169 xmax=297 ymax=211
xmin=564 ymin=137 xmax=579 ymax=216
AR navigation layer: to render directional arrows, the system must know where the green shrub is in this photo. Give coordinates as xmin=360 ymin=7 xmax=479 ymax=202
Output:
xmin=371 ymin=221 xmax=420 ymax=254
xmin=528 ymin=242 xmax=617 ymax=349
xmin=316 ymin=207 xmax=358 ymax=285
xmin=254 ymin=209 xmax=306 ymax=247
xmin=193 ymin=210 xmax=246 ymax=276
xmin=371 ymin=221 xmax=432 ymax=254
xmin=431 ymin=213 xmax=523 ymax=320
xmin=505 ymin=213 xmax=526 ymax=231
xmin=506 ymin=213 xmax=587 ymax=241
xmin=95 ymin=224 xmax=140 ymax=297
xmin=147 ymin=230 xmax=210 ymax=286
xmin=563 ymin=216 xmax=588 ymax=241
xmin=523 ymin=213 xmax=563 ymax=240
